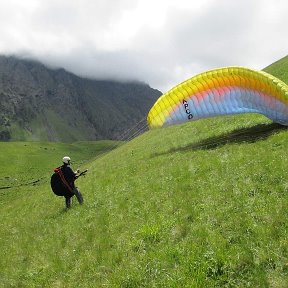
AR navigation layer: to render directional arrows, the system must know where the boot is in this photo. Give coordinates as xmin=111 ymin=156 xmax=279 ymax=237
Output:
xmin=65 ymin=197 xmax=72 ymax=208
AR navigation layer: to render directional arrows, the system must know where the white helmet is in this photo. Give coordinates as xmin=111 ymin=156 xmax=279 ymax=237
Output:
xmin=63 ymin=156 xmax=71 ymax=164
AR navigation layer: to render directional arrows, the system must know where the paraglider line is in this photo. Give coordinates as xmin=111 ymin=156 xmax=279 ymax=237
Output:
xmin=90 ymin=117 xmax=149 ymax=162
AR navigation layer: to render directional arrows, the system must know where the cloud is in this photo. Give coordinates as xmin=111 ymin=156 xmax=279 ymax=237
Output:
xmin=0 ymin=0 xmax=287 ymax=92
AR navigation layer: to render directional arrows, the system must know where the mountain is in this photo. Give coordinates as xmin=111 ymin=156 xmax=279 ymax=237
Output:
xmin=0 ymin=56 xmax=162 ymax=141
xmin=1 ymin=54 xmax=287 ymax=142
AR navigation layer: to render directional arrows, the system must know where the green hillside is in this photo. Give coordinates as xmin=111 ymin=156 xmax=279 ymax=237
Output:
xmin=263 ymin=55 xmax=288 ymax=84
xmin=1 ymin=56 xmax=288 ymax=287
xmin=1 ymin=112 xmax=288 ymax=287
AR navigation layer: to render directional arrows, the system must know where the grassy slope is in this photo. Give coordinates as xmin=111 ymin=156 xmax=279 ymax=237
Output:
xmin=1 ymin=56 xmax=288 ymax=287
xmin=263 ymin=55 xmax=288 ymax=84
xmin=1 ymin=113 xmax=288 ymax=287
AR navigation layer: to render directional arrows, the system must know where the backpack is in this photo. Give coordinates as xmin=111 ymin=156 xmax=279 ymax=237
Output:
xmin=50 ymin=166 xmax=73 ymax=197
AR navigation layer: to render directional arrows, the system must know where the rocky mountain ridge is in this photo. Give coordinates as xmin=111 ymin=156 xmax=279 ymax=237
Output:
xmin=0 ymin=56 xmax=162 ymax=141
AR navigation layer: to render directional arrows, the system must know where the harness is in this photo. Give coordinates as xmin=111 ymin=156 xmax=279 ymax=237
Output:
xmin=54 ymin=166 xmax=73 ymax=192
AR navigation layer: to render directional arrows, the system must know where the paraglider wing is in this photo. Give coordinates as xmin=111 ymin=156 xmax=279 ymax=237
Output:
xmin=147 ymin=67 xmax=288 ymax=128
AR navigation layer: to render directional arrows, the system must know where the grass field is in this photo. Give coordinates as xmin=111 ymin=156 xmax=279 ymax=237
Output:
xmin=1 ymin=54 xmax=288 ymax=287
xmin=1 ymin=112 xmax=288 ymax=287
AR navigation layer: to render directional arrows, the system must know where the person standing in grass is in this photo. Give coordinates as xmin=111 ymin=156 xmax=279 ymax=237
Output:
xmin=51 ymin=156 xmax=84 ymax=209
xmin=61 ymin=156 xmax=84 ymax=208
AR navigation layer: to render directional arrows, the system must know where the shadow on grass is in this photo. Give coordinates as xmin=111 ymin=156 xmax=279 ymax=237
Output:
xmin=152 ymin=123 xmax=287 ymax=157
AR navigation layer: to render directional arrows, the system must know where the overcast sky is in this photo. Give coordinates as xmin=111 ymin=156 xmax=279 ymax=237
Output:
xmin=0 ymin=0 xmax=287 ymax=92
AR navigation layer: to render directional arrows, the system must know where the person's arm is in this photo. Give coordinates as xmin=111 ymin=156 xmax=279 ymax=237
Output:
xmin=65 ymin=166 xmax=77 ymax=181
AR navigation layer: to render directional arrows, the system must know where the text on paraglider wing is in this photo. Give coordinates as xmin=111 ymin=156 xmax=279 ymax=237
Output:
xmin=182 ymin=100 xmax=194 ymax=120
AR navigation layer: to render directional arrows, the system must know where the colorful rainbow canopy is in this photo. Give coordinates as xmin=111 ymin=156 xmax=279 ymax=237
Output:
xmin=147 ymin=67 xmax=288 ymax=128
